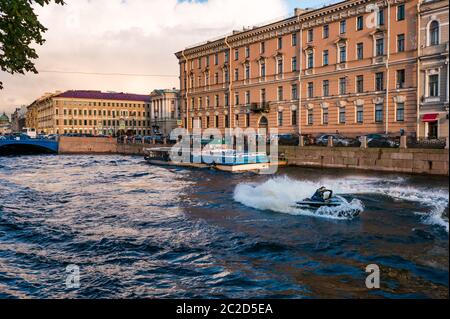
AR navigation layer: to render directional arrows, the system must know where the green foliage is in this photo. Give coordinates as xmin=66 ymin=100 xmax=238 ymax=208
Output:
xmin=0 ymin=0 xmax=64 ymax=89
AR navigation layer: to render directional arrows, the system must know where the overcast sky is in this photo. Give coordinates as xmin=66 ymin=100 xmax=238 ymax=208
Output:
xmin=0 ymin=0 xmax=338 ymax=114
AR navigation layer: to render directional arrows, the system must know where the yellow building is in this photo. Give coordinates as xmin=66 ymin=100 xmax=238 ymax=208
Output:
xmin=27 ymin=90 xmax=152 ymax=136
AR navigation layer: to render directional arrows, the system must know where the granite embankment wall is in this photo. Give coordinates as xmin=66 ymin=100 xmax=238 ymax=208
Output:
xmin=58 ymin=137 xmax=449 ymax=175
xmin=58 ymin=136 xmax=147 ymax=155
xmin=279 ymin=146 xmax=449 ymax=176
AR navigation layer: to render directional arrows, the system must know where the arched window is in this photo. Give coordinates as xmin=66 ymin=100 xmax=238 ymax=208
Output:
xmin=430 ymin=21 xmax=439 ymax=46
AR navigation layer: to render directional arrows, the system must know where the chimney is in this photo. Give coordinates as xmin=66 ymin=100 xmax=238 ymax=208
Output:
xmin=294 ymin=8 xmax=309 ymax=16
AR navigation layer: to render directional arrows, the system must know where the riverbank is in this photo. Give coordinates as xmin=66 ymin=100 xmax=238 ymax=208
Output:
xmin=57 ymin=136 xmax=449 ymax=176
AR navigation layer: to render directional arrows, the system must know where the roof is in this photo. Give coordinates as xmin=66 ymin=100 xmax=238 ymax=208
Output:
xmin=56 ymin=90 xmax=151 ymax=102
xmin=0 ymin=112 xmax=10 ymax=122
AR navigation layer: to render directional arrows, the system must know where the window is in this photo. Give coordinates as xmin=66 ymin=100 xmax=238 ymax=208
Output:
xmin=356 ymin=75 xmax=364 ymax=93
xmin=307 ymin=109 xmax=313 ymax=125
xmin=245 ymin=46 xmax=250 ymax=58
xmin=224 ymin=50 xmax=229 ymax=63
xmin=278 ymin=37 xmax=283 ymax=50
xmin=245 ymin=65 xmax=250 ymax=79
xmin=245 ymin=113 xmax=250 ymax=127
xmin=430 ymin=21 xmax=440 ymax=45
xmin=206 ymin=55 xmax=210 ymax=67
xmin=378 ymin=9 xmax=384 ymax=26
xmin=214 ymin=72 xmax=219 ymax=84
xmin=356 ymin=106 xmax=364 ymax=123
xmin=206 ymin=116 xmax=210 ymax=128
xmin=278 ymin=111 xmax=283 ymax=126
xmin=261 ymin=89 xmax=266 ymax=103
xmin=214 ymin=53 xmax=219 ymax=65
xmin=376 ymin=38 xmax=384 ymax=56
xmin=323 ymin=80 xmax=329 ymax=97
xmin=357 ymin=43 xmax=364 ymax=60
xmin=429 ymin=74 xmax=439 ymax=97
xmin=397 ymin=4 xmax=405 ymax=21
xmin=235 ymin=93 xmax=239 ymax=106
xmin=375 ymin=104 xmax=384 ymax=123
xmin=323 ymin=50 xmax=329 ymax=66
xmin=277 ymin=59 xmax=283 ymax=74
xmin=278 ymin=86 xmax=283 ymax=101
xmin=234 ymin=49 xmax=239 ymax=60
xmin=292 ymin=84 xmax=298 ymax=100
xmin=339 ymin=77 xmax=347 ymax=95
xmin=224 ymin=93 xmax=229 ymax=106
xmin=307 ymin=29 xmax=313 ymax=42
xmin=292 ymin=110 xmax=297 ymax=126
xmin=396 ymin=103 xmax=405 ymax=122
xmin=260 ymin=61 xmax=266 ymax=78
xmin=396 ymin=69 xmax=405 ymax=89
xmin=339 ymin=107 xmax=346 ymax=124
xmin=307 ymin=52 xmax=314 ymax=69
xmin=291 ymin=57 xmax=297 ymax=71
xmin=397 ymin=34 xmax=405 ymax=52
xmin=260 ymin=41 xmax=265 ymax=53
xmin=340 ymin=20 xmax=346 ymax=34
xmin=375 ymin=72 xmax=384 ymax=91
xmin=198 ymin=57 xmax=202 ymax=69
xmin=215 ymin=95 xmax=219 ymax=107
xmin=323 ymin=25 xmax=329 ymax=38
xmin=224 ymin=115 xmax=229 ymax=128
xmin=234 ymin=68 xmax=239 ymax=81
xmin=224 ymin=69 xmax=229 ymax=82
xmin=245 ymin=91 xmax=250 ymax=105
xmin=357 ymin=16 xmax=364 ymax=31
xmin=307 ymin=82 xmax=314 ymax=98
xmin=339 ymin=45 xmax=347 ymax=63
xmin=322 ymin=108 xmax=329 ymax=125
xmin=292 ymin=33 xmax=297 ymax=46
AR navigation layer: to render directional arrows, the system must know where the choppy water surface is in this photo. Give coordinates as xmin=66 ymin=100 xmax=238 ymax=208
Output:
xmin=0 ymin=155 xmax=448 ymax=299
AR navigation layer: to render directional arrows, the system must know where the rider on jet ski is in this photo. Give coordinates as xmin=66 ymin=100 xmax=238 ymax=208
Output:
xmin=311 ymin=187 xmax=333 ymax=202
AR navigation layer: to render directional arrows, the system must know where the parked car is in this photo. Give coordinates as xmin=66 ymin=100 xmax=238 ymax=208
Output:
xmin=358 ymin=134 xmax=399 ymax=148
xmin=316 ymin=134 xmax=360 ymax=147
xmin=273 ymin=134 xmax=300 ymax=146
xmin=47 ymin=134 xmax=59 ymax=141
xmin=0 ymin=135 xmax=6 ymax=140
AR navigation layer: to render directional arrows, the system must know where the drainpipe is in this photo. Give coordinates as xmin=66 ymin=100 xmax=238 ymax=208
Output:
xmin=385 ymin=0 xmax=391 ymax=135
xmin=182 ymin=50 xmax=189 ymax=132
xmin=298 ymin=23 xmax=303 ymax=138
xmin=224 ymin=36 xmax=233 ymax=130
xmin=416 ymin=1 xmax=421 ymax=140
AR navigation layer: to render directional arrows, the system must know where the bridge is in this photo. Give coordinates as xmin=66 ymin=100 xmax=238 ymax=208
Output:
xmin=0 ymin=137 xmax=59 ymax=155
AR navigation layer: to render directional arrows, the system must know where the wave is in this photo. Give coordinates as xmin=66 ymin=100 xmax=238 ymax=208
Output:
xmin=233 ymin=176 xmax=449 ymax=231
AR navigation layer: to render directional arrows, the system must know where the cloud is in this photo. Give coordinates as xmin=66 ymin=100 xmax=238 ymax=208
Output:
xmin=0 ymin=0 xmax=289 ymax=114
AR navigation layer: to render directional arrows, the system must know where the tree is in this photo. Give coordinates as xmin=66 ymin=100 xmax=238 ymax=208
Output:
xmin=0 ymin=0 xmax=64 ymax=89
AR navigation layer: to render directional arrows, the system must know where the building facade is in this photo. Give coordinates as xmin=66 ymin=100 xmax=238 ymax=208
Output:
xmin=418 ymin=0 xmax=449 ymax=139
xmin=11 ymin=105 xmax=27 ymax=133
xmin=175 ymin=0 xmax=425 ymax=138
xmin=26 ymin=90 xmax=152 ymax=136
xmin=149 ymin=89 xmax=180 ymax=136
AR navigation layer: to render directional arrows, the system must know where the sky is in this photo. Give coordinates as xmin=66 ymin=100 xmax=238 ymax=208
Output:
xmin=0 ymin=0 xmax=339 ymax=114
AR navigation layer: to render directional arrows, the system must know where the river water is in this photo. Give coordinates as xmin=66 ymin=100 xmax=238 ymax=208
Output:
xmin=0 ymin=155 xmax=448 ymax=299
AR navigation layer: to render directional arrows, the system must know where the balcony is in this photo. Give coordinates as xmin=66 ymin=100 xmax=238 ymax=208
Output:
xmin=250 ymin=102 xmax=270 ymax=113
xmin=372 ymin=55 xmax=387 ymax=65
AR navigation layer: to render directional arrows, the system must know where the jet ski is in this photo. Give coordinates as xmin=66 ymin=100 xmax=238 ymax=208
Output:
xmin=295 ymin=187 xmax=361 ymax=218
